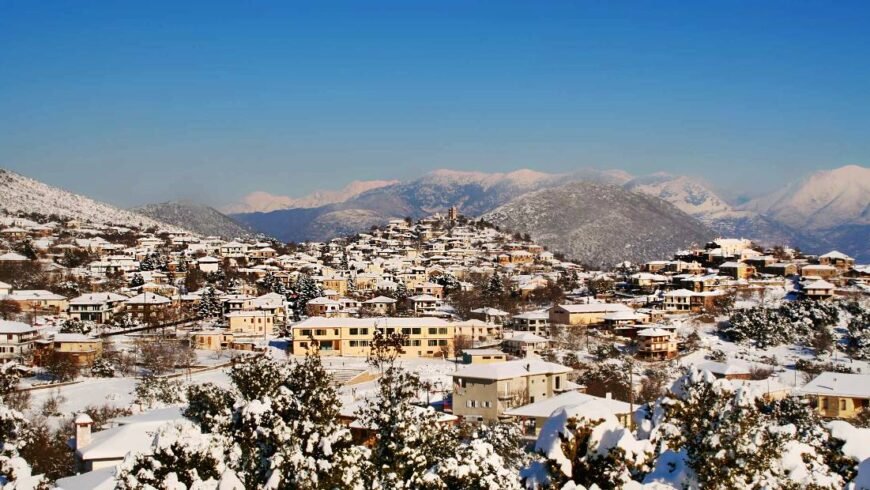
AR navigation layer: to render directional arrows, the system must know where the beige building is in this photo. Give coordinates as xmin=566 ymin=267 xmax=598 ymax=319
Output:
xmin=461 ymin=348 xmax=507 ymax=364
xmin=292 ymin=317 xmax=454 ymax=358
xmin=190 ymin=330 xmax=233 ymax=350
xmin=0 ymin=320 xmax=38 ymax=361
xmin=226 ymin=310 xmax=274 ymax=335
xmin=452 ymin=360 xmax=573 ymax=421
xmin=636 ymin=328 xmax=677 ymax=361
xmin=801 ymin=372 xmax=870 ymax=419
xmin=4 ymin=290 xmax=68 ymax=315
xmin=549 ymin=303 xmax=633 ymax=326
xmin=36 ymin=333 xmax=102 ymax=367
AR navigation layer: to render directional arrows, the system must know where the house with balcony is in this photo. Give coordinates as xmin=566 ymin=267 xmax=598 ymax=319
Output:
xmin=451 ymin=359 xmax=573 ymax=422
xmin=68 ymin=293 xmax=127 ymax=323
xmin=0 ymin=320 xmax=38 ymax=361
xmin=636 ymin=328 xmax=677 ymax=361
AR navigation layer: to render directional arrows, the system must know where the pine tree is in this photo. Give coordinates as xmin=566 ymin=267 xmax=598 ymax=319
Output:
xmin=197 ymin=285 xmax=220 ymax=319
xmin=294 ymin=274 xmax=323 ymax=319
xmin=0 ymin=397 xmax=45 ymax=487
xmin=129 ymin=273 xmax=145 ymax=288
xmin=183 ymin=354 xmax=363 ymax=489
xmin=358 ymin=330 xmax=456 ymax=488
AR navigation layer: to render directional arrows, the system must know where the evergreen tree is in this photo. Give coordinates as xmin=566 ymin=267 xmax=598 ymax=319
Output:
xmin=197 ymin=285 xmax=221 ymax=319
xmin=0 ymin=397 xmax=44 ymax=487
xmin=183 ymin=354 xmax=363 ymax=489
xmin=294 ymin=274 xmax=322 ymax=319
xmin=129 ymin=273 xmax=145 ymax=288
xmin=358 ymin=330 xmax=456 ymax=488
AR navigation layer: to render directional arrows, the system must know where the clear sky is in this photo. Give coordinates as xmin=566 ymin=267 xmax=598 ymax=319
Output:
xmin=1 ymin=1 xmax=868 ymax=207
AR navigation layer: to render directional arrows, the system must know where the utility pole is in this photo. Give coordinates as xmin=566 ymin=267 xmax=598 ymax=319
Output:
xmin=628 ymin=358 xmax=634 ymax=432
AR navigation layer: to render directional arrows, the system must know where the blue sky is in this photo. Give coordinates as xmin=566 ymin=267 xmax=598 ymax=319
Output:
xmin=1 ymin=1 xmax=868 ymax=207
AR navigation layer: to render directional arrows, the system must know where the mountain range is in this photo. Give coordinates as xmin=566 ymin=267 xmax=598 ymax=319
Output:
xmin=1 ymin=165 xmax=866 ymax=263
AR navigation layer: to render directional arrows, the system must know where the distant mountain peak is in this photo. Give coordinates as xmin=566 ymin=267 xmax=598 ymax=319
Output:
xmin=223 ymin=179 xmax=399 ymax=214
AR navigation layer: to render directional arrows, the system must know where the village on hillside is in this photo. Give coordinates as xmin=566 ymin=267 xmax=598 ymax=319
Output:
xmin=0 ymin=207 xmax=868 ymax=489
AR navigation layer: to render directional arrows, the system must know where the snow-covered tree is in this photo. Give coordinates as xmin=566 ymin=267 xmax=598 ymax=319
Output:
xmin=59 ymin=318 xmax=92 ymax=335
xmin=197 ymin=285 xmax=221 ymax=319
xmin=0 ymin=398 xmax=45 ymax=488
xmin=356 ymin=330 xmax=456 ymax=488
xmin=134 ymin=375 xmax=184 ymax=409
xmin=128 ymin=273 xmax=145 ymax=288
xmin=184 ymin=353 xmax=363 ymax=489
xmin=117 ymin=422 xmax=227 ymax=490
xmin=293 ymin=274 xmax=322 ymax=320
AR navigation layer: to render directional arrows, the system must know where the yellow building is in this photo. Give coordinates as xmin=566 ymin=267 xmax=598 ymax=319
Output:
xmin=318 ymin=277 xmax=348 ymax=296
xmin=190 ymin=330 xmax=233 ymax=350
xmin=36 ymin=333 xmax=102 ymax=367
xmin=801 ymin=372 xmax=870 ymax=419
xmin=226 ymin=310 xmax=274 ymax=335
xmin=292 ymin=317 xmax=454 ymax=358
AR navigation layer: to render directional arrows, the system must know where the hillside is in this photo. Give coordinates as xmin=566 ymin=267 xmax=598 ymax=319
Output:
xmin=0 ymin=169 xmax=182 ymax=231
xmin=133 ymin=201 xmax=257 ymax=239
xmin=483 ymin=182 xmax=715 ymax=267
xmin=231 ymin=168 xmax=630 ymax=242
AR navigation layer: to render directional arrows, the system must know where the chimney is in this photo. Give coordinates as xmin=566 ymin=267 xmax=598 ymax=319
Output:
xmin=605 ymin=392 xmax=612 ymax=400
xmin=74 ymin=413 xmax=94 ymax=450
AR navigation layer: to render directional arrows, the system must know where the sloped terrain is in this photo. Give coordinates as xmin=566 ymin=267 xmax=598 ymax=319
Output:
xmin=484 ymin=182 xmax=716 ymax=267
xmin=133 ymin=201 xmax=257 ymax=239
xmin=0 ymin=168 xmax=182 ymax=231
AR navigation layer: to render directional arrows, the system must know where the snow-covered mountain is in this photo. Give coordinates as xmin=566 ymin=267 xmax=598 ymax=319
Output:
xmin=133 ymin=201 xmax=257 ymax=240
xmin=0 ymin=169 xmax=184 ymax=232
xmin=624 ymin=174 xmax=733 ymax=218
xmin=231 ymin=168 xmax=630 ymax=242
xmin=623 ymin=173 xmax=829 ymax=252
xmin=483 ymin=181 xmax=715 ymax=266
xmin=741 ymin=164 xmax=870 ymax=230
xmin=223 ymin=179 xmax=400 ymax=214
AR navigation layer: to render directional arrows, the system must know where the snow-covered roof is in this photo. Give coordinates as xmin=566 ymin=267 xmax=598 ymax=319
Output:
xmin=452 ymin=359 xmax=571 ymax=381
xmin=820 ymin=250 xmax=852 ymax=260
xmin=800 ymin=372 xmax=870 ymax=398
xmin=555 ymin=303 xmax=632 ymax=313
xmin=55 ymin=465 xmax=117 ymax=490
xmin=636 ymin=328 xmax=674 ymax=337
xmin=69 ymin=292 xmax=127 ymax=305
xmin=504 ymin=391 xmax=631 ymax=419
xmin=363 ymin=295 xmax=397 ymax=304
xmin=803 ymin=279 xmax=835 ymax=290
xmin=52 ymin=333 xmax=100 ymax=343
xmin=503 ymin=332 xmax=550 ymax=343
xmin=0 ymin=320 xmax=37 ymax=334
xmin=124 ymin=292 xmax=171 ymax=305
xmin=470 ymin=307 xmax=509 ymax=316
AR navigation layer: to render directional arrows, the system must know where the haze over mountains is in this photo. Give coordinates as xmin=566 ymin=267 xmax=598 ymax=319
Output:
xmin=226 ymin=165 xmax=868 ymax=262
xmin=0 ymin=165 xmax=866 ymax=263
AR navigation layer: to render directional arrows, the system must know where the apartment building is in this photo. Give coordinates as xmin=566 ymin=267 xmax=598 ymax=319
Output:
xmin=291 ymin=317 xmax=454 ymax=358
xmin=451 ymin=359 xmax=573 ymax=422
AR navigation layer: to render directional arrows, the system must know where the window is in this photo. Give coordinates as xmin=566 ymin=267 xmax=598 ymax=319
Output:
xmin=428 ymin=340 xmax=438 ymax=347
xmin=840 ymin=399 xmax=847 ymax=410
xmin=822 ymin=398 xmax=829 ymax=409
xmin=315 ymin=329 xmax=327 ymax=336
xmin=349 ymin=328 xmax=359 ymax=335
xmin=438 ymin=340 xmax=447 ymax=346
xmin=555 ymin=376 xmax=561 ymax=390
xmin=300 ymin=329 xmax=311 ymax=337
xmin=360 ymin=328 xmax=369 ymax=335
xmin=402 ymin=328 xmax=411 ymax=335
xmin=412 ymin=328 xmax=421 ymax=335
xmin=428 ymin=328 xmax=437 ymax=335
xmin=438 ymin=328 xmax=448 ymax=335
